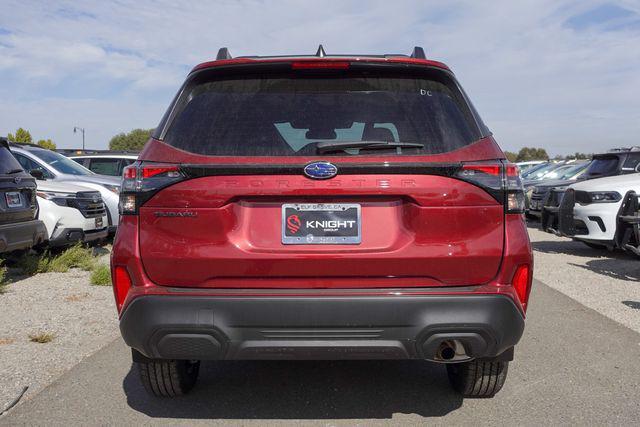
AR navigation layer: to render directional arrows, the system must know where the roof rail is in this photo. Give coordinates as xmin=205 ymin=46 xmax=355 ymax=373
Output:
xmin=216 ymin=47 xmax=232 ymax=60
xmin=410 ymin=46 xmax=426 ymax=59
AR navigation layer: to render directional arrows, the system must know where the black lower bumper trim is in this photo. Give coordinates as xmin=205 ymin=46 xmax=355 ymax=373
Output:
xmin=49 ymin=227 xmax=108 ymax=247
xmin=120 ymin=294 xmax=525 ymax=362
xmin=0 ymin=219 xmax=47 ymax=253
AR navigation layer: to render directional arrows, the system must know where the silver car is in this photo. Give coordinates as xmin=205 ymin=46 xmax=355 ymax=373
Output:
xmin=10 ymin=144 xmax=120 ymax=232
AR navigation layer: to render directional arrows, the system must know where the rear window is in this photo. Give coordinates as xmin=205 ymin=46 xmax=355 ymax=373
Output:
xmin=0 ymin=146 xmax=23 ymax=174
xmin=161 ymin=74 xmax=482 ymax=156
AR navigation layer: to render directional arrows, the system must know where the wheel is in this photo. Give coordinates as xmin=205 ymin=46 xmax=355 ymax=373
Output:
xmin=137 ymin=360 xmax=200 ymax=397
xmin=446 ymin=360 xmax=508 ymax=398
xmin=582 ymin=241 xmax=607 ymax=250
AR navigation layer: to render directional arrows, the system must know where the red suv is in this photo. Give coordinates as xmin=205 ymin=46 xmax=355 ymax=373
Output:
xmin=112 ymin=46 xmax=533 ymax=398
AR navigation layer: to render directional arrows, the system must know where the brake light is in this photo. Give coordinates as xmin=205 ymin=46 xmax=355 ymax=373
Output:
xmin=113 ymin=266 xmax=132 ymax=313
xmin=461 ymin=164 xmax=501 ymax=176
xmin=119 ymin=162 xmax=184 ymax=215
xmin=512 ymin=264 xmax=532 ymax=311
xmin=291 ymin=61 xmax=350 ymax=70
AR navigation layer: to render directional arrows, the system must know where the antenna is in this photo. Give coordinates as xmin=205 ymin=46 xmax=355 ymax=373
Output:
xmin=216 ymin=47 xmax=232 ymax=60
xmin=315 ymin=44 xmax=326 ymax=57
xmin=410 ymin=46 xmax=426 ymax=59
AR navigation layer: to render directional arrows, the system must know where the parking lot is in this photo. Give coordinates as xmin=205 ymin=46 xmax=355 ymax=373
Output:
xmin=1 ymin=224 xmax=639 ymax=425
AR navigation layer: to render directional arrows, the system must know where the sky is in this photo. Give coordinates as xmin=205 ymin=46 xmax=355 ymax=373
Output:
xmin=0 ymin=0 xmax=639 ymax=155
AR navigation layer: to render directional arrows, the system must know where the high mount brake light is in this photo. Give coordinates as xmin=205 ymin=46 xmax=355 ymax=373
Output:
xmin=291 ymin=61 xmax=350 ymax=70
xmin=456 ymin=162 xmax=525 ymax=214
xmin=119 ymin=162 xmax=184 ymax=215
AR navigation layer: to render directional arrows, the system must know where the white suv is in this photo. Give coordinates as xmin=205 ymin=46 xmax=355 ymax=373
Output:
xmin=37 ymin=181 xmax=109 ymax=247
xmin=556 ymin=173 xmax=640 ymax=249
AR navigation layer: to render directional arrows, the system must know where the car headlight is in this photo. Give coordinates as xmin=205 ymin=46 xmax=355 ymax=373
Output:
xmin=103 ymin=184 xmax=120 ymax=195
xmin=589 ymin=191 xmax=621 ymax=203
xmin=36 ymin=191 xmax=75 ymax=207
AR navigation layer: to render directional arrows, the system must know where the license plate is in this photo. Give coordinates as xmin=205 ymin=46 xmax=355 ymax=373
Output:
xmin=282 ymin=203 xmax=361 ymax=245
xmin=95 ymin=217 xmax=103 ymax=228
xmin=5 ymin=191 xmax=22 ymax=208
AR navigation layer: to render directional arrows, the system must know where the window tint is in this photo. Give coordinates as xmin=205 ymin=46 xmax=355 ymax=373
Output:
xmin=0 ymin=147 xmax=23 ymax=174
xmin=13 ymin=153 xmax=53 ymax=179
xmin=622 ymin=153 xmax=640 ymax=172
xmin=163 ymin=75 xmax=481 ymax=156
xmin=88 ymin=158 xmax=121 ymax=176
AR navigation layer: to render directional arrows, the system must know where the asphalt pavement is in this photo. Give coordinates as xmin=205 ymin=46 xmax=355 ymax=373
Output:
xmin=2 ymin=280 xmax=639 ymax=426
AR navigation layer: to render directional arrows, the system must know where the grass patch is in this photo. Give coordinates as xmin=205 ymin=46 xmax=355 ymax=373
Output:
xmin=0 ymin=261 xmax=7 ymax=294
xmin=14 ymin=244 xmax=97 ymax=275
xmin=90 ymin=264 xmax=111 ymax=286
xmin=29 ymin=332 xmax=56 ymax=344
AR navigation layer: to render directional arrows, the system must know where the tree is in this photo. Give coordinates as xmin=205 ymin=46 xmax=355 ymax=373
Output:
xmin=515 ymin=147 xmax=549 ymax=162
xmin=37 ymin=139 xmax=56 ymax=150
xmin=504 ymin=151 xmax=518 ymax=163
xmin=109 ymin=128 xmax=154 ymax=151
xmin=7 ymin=128 xmax=33 ymax=144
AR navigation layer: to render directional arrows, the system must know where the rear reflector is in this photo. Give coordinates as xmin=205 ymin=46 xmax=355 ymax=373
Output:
xmin=291 ymin=61 xmax=350 ymax=70
xmin=113 ymin=266 xmax=132 ymax=313
xmin=512 ymin=264 xmax=532 ymax=311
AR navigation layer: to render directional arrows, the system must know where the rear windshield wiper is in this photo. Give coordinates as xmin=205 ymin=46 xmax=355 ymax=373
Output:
xmin=6 ymin=169 xmax=24 ymax=174
xmin=316 ymin=140 xmax=424 ymax=154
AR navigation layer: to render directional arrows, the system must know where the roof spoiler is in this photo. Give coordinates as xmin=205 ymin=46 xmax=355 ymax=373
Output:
xmin=214 ymin=45 xmax=427 ymax=61
xmin=0 ymin=136 xmax=8 ymax=149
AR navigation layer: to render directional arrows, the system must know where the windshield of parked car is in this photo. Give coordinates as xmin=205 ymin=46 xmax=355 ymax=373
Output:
xmin=0 ymin=146 xmax=24 ymax=174
xmin=161 ymin=72 xmax=484 ymax=156
xmin=585 ymin=156 xmax=619 ymax=177
xmin=29 ymin=149 xmax=94 ymax=176
xmin=523 ymin=163 xmax=559 ymax=180
xmin=558 ymin=163 xmax=589 ymax=179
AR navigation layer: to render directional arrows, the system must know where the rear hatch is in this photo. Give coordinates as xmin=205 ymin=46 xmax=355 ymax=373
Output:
xmin=0 ymin=143 xmax=37 ymax=226
xmin=126 ymin=61 xmax=511 ymax=289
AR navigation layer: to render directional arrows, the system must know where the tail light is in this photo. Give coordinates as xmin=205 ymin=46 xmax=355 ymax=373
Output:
xmin=455 ymin=161 xmax=525 ymax=214
xmin=512 ymin=264 xmax=532 ymax=311
xmin=119 ymin=162 xmax=184 ymax=215
xmin=113 ymin=266 xmax=132 ymax=313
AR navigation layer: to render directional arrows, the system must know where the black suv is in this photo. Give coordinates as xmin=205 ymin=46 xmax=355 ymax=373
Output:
xmin=0 ymin=137 xmax=47 ymax=253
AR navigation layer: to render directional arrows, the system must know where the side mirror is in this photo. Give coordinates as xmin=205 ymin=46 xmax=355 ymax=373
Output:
xmin=29 ymin=169 xmax=45 ymax=180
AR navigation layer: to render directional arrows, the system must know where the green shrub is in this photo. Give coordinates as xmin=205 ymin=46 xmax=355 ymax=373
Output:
xmin=46 ymin=244 xmax=96 ymax=273
xmin=0 ymin=262 xmax=7 ymax=294
xmin=90 ymin=264 xmax=111 ymax=286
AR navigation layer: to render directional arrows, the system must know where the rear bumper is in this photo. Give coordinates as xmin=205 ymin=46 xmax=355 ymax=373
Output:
xmin=120 ymin=293 xmax=525 ymax=362
xmin=0 ymin=219 xmax=47 ymax=253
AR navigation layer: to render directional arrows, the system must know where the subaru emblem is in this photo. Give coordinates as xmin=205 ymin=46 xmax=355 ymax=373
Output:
xmin=303 ymin=161 xmax=338 ymax=180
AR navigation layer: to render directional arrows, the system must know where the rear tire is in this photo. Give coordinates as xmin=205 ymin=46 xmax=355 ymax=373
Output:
xmin=137 ymin=360 xmax=200 ymax=397
xmin=446 ymin=360 xmax=508 ymax=398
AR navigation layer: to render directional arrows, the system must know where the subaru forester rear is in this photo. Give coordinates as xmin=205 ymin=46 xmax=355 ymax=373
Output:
xmin=112 ymin=46 xmax=533 ymax=398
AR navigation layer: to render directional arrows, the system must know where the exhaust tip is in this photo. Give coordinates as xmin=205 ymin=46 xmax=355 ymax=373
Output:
xmin=434 ymin=340 xmax=471 ymax=363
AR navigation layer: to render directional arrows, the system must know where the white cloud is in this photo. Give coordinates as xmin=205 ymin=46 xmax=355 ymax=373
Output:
xmin=0 ymin=0 xmax=639 ymax=153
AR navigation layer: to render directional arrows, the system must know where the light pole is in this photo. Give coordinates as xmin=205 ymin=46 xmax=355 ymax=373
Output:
xmin=73 ymin=126 xmax=85 ymax=150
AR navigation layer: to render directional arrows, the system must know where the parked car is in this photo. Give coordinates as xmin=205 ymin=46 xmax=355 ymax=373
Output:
xmin=521 ymin=161 xmax=562 ymax=180
xmin=0 ymin=137 xmax=47 ymax=253
xmin=112 ymin=46 xmax=533 ymax=399
xmin=9 ymin=144 xmax=121 ymax=232
xmin=516 ymin=160 xmax=545 ymax=173
xmin=36 ymin=180 xmax=109 ymax=246
xmin=70 ymin=153 xmax=138 ymax=177
xmin=615 ymin=191 xmax=640 ymax=256
xmin=525 ymin=161 xmax=590 ymax=217
xmin=542 ymin=173 xmax=640 ymax=249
